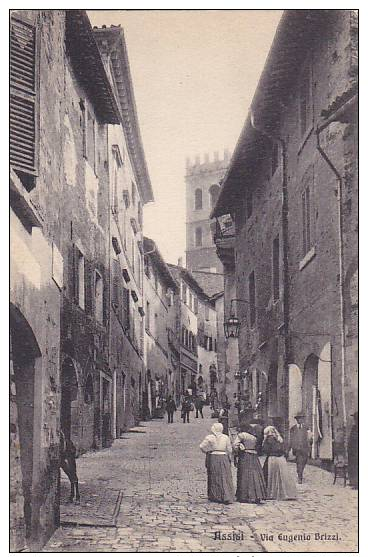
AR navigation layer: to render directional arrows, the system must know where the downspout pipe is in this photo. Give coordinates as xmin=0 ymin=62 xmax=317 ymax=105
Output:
xmin=316 ymin=120 xmax=348 ymax=458
xmin=249 ymin=109 xmax=290 ymax=438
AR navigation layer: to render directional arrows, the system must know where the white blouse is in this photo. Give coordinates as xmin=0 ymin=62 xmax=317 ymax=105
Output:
xmin=233 ymin=431 xmax=258 ymax=451
xmin=199 ymin=433 xmax=233 ymax=456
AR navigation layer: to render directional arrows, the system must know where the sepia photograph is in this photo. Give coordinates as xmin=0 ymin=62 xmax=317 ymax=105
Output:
xmin=9 ymin=7 xmax=358 ymax=553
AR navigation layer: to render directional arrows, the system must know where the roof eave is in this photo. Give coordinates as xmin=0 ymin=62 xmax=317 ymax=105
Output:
xmin=211 ymin=10 xmax=329 ymax=219
xmin=93 ymin=26 xmax=154 ymax=204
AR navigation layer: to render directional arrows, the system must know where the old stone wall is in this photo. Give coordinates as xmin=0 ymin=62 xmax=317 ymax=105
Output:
xmin=10 ymin=10 xmax=66 ymax=550
xmin=233 ymin=10 xmax=357 ymax=448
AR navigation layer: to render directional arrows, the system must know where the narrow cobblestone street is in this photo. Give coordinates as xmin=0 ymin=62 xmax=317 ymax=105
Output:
xmin=44 ymin=410 xmax=357 ymax=552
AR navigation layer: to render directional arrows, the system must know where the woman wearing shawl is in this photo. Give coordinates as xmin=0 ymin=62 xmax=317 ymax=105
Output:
xmin=199 ymin=423 xmax=235 ymax=504
xmin=233 ymin=422 xmax=266 ymax=503
xmin=262 ymin=426 xmax=297 ymax=500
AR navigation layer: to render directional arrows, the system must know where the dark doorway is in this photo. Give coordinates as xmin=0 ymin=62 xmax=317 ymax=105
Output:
xmin=10 ymin=305 xmax=41 ymax=541
xmin=61 ymin=358 xmax=78 ymax=441
xmin=267 ymin=362 xmax=278 ymax=418
xmin=102 ymin=377 xmax=111 ymax=447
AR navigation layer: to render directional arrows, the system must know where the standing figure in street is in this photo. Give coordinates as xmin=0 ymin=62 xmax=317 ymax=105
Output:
xmin=166 ymin=395 xmax=176 ymax=424
xmin=181 ymin=392 xmax=191 ymax=423
xmin=60 ymin=430 xmax=80 ymax=504
xmin=233 ymin=423 xmax=266 ymax=504
xmin=289 ymin=414 xmax=312 ymax=484
xmin=348 ymin=411 xmax=358 ymax=489
xmin=262 ymin=426 xmax=296 ymax=500
xmin=218 ymin=406 xmax=229 ymax=435
xmin=199 ymin=423 xmax=235 ymax=504
xmin=195 ymin=395 xmax=204 ymax=418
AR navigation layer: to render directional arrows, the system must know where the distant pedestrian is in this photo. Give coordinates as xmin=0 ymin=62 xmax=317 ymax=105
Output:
xmin=195 ymin=395 xmax=204 ymax=418
xmin=262 ymin=426 xmax=296 ymax=500
xmin=348 ymin=411 xmax=358 ymax=489
xmin=218 ymin=407 xmax=229 ymax=435
xmin=199 ymin=423 xmax=235 ymax=504
xmin=233 ymin=422 xmax=266 ymax=504
xmin=289 ymin=414 xmax=312 ymax=484
xmin=181 ymin=394 xmax=191 ymax=423
xmin=166 ymin=396 xmax=176 ymax=424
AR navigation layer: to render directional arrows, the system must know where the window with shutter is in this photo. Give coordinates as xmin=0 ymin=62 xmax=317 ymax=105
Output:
xmin=112 ymin=259 xmax=122 ymax=321
xmin=10 ymin=15 xmax=38 ymax=185
xmin=123 ymin=287 xmax=130 ymax=333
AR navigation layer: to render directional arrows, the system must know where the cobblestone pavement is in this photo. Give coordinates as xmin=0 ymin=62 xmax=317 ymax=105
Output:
xmin=44 ymin=409 xmax=358 ymax=552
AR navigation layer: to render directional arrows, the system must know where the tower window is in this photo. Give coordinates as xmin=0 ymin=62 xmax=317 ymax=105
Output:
xmin=195 ymin=188 xmax=202 ymax=210
xmin=209 ymin=184 xmax=220 ymax=209
xmin=195 ymin=226 xmax=202 ymax=247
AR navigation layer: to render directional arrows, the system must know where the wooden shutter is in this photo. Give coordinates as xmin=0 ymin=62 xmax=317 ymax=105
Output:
xmin=112 ymin=260 xmax=122 ymax=323
xmin=122 ymin=287 xmax=130 ymax=333
xmin=10 ymin=15 xmax=38 ymax=179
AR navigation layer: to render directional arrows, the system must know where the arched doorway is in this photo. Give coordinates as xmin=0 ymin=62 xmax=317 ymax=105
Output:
xmin=82 ymin=373 xmax=94 ymax=450
xmin=10 ymin=305 xmax=41 ymax=543
xmin=303 ymin=354 xmax=319 ymax=431
xmin=60 ymin=358 xmax=78 ymax=442
xmin=288 ymin=364 xmax=302 ymax=428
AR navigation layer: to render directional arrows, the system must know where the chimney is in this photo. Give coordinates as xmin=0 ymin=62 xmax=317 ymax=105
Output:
xmin=195 ymin=155 xmax=200 ymax=166
xmin=185 ymin=156 xmax=191 ymax=168
xmin=178 ymin=257 xmax=183 ymax=267
xmin=214 ymin=151 xmax=219 ymax=162
xmin=204 ymin=153 xmax=209 ymax=163
xmin=224 ymin=148 xmax=230 ymax=162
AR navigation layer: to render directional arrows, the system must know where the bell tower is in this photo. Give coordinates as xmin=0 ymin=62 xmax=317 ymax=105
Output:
xmin=185 ymin=150 xmax=230 ymax=273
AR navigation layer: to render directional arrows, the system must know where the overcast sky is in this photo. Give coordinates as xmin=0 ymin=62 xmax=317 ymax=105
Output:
xmin=88 ymin=10 xmax=282 ymax=265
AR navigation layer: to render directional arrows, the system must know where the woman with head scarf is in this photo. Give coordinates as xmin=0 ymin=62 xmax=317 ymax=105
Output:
xmin=233 ymin=422 xmax=266 ymax=503
xmin=199 ymin=423 xmax=235 ymax=504
xmin=262 ymin=425 xmax=297 ymax=500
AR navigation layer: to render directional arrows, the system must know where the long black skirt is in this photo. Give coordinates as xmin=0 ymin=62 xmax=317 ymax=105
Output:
xmin=206 ymin=454 xmax=235 ymax=504
xmin=236 ymin=452 xmax=266 ymax=503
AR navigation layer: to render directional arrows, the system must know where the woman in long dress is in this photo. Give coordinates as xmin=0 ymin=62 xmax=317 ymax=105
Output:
xmin=262 ymin=426 xmax=297 ymax=500
xmin=233 ymin=423 xmax=266 ymax=504
xmin=199 ymin=423 xmax=235 ymax=504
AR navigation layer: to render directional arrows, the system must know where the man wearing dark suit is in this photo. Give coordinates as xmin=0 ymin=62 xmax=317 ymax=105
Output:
xmin=289 ymin=414 xmax=312 ymax=484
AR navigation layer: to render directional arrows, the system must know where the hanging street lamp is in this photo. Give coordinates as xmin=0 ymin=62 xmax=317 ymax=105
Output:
xmin=223 ymin=298 xmax=249 ymax=339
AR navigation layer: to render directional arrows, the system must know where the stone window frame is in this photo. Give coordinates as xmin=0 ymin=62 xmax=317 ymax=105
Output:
xmin=298 ymin=55 xmax=314 ymax=151
xmin=194 ymin=188 xmax=203 ymax=210
xmin=94 ymin=269 xmax=104 ymax=324
xmin=74 ymin=245 xmax=86 ymax=310
xmin=195 ymin=226 xmax=203 ymax=247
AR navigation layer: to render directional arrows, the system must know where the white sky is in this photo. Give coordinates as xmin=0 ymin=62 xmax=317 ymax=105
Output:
xmin=88 ymin=10 xmax=282 ymax=265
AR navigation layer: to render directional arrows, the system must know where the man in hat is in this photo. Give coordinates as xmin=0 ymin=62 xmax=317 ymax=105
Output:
xmin=289 ymin=414 xmax=312 ymax=483
xmin=347 ymin=411 xmax=358 ymax=489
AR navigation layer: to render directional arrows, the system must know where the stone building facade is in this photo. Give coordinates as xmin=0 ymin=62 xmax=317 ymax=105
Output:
xmin=10 ymin=10 xmax=155 ymax=549
xmin=143 ymin=238 xmax=179 ymax=415
xmin=93 ymin=24 xmax=154 ymax=435
xmin=211 ymin=216 xmax=241 ymax=423
xmin=185 ymin=152 xmax=230 ymax=274
xmin=60 ymin=11 xmax=121 ymax=455
xmin=212 ymin=10 xmax=358 ymax=461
